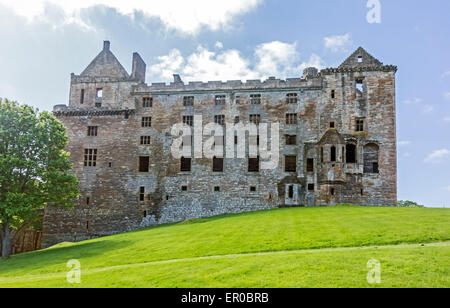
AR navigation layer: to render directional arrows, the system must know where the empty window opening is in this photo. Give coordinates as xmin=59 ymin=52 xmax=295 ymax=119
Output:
xmin=234 ymin=116 xmax=240 ymax=124
xmin=346 ymin=144 xmax=357 ymax=164
xmin=307 ymin=158 xmax=314 ymax=172
xmin=250 ymin=186 xmax=257 ymax=192
xmin=108 ymin=162 xmax=112 ymax=168
xmin=166 ymin=195 xmax=170 ymax=201
xmin=142 ymin=117 xmax=152 ymax=128
xmin=181 ymin=157 xmax=192 ymax=172
xmin=80 ymin=89 xmax=85 ymax=104
xmin=331 ymin=188 xmax=335 ymax=196
xmin=287 ymin=93 xmax=298 ymax=104
xmin=183 ymin=96 xmax=194 ymax=107
xmin=87 ymin=126 xmax=98 ymax=137
xmin=139 ymin=156 xmax=150 ymax=172
xmin=285 ymin=156 xmax=297 ymax=173
xmin=214 ymin=186 xmax=221 ymax=192
xmin=321 ymin=147 xmax=324 ymax=163
xmin=86 ymin=221 xmax=90 ymax=230
xmin=286 ymin=135 xmax=297 ymax=145
xmin=96 ymin=88 xmax=103 ymax=98
xmin=250 ymin=114 xmax=261 ymax=125
xmin=84 ymin=149 xmax=97 ymax=167
xmin=234 ymin=135 xmax=238 ymax=145
xmin=288 ymin=185 xmax=294 ymax=199
xmin=330 ymin=122 xmax=335 ymax=129
xmin=139 ymin=187 xmax=145 ymax=202
xmin=181 ymin=186 xmax=188 ymax=191
xmin=286 ymin=113 xmax=297 ymax=125
xmin=364 ymin=143 xmax=380 ymax=174
xmin=308 ymin=184 xmax=315 ymax=191
xmin=356 ymin=79 xmax=364 ymax=92
xmin=356 ymin=119 xmax=365 ymax=132
xmin=143 ymin=97 xmax=153 ymax=108
xmin=143 ymin=211 xmax=148 ymax=218
xmin=250 ymin=94 xmax=262 ymax=105
xmin=214 ymin=115 xmax=225 ymax=126
xmin=331 ymin=90 xmax=335 ymax=99
xmin=213 ymin=157 xmax=224 ymax=172
xmin=331 ymin=146 xmax=336 ymax=162
xmin=86 ymin=197 xmax=90 ymax=206
xmin=183 ymin=115 xmax=194 ymax=127
xmin=248 ymin=157 xmax=260 ymax=173
xmin=358 ymin=56 xmax=363 ymax=63
xmin=361 ymin=189 xmax=364 ymax=196
xmin=140 ymin=136 xmax=151 ymax=145
xmin=215 ymin=95 xmax=226 ymax=105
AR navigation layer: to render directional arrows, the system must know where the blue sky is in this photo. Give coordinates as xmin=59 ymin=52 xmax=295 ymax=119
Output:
xmin=0 ymin=0 xmax=449 ymax=206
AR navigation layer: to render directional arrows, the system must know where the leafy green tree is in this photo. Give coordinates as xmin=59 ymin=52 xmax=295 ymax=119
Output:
xmin=0 ymin=98 xmax=79 ymax=259
xmin=397 ymin=200 xmax=424 ymax=208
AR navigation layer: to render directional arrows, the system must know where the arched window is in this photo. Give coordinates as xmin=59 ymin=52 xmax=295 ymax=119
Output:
xmin=364 ymin=143 xmax=379 ymax=174
xmin=331 ymin=146 xmax=336 ymax=162
xmin=346 ymin=144 xmax=357 ymax=163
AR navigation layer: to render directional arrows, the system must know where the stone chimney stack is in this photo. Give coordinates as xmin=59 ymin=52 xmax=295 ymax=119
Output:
xmin=131 ymin=52 xmax=146 ymax=84
xmin=103 ymin=41 xmax=111 ymax=51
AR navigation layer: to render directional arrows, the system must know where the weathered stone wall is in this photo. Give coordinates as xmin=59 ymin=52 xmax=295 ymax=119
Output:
xmin=42 ymin=43 xmax=397 ymax=247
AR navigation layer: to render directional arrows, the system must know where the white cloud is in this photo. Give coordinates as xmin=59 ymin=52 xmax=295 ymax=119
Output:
xmin=148 ymin=42 xmax=325 ymax=83
xmin=398 ymin=141 xmax=411 ymax=146
xmin=424 ymin=149 xmax=450 ymax=164
xmin=444 ymin=186 xmax=450 ymax=192
xmin=215 ymin=42 xmax=224 ymax=49
xmin=0 ymin=0 xmax=263 ymax=34
xmin=444 ymin=92 xmax=450 ymax=100
xmin=403 ymin=98 xmax=422 ymax=105
xmin=324 ymin=33 xmax=353 ymax=52
xmin=423 ymin=104 xmax=435 ymax=114
xmin=444 ymin=116 xmax=450 ymax=123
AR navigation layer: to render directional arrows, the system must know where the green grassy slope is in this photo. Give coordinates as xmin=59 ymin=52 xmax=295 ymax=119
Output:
xmin=0 ymin=206 xmax=449 ymax=288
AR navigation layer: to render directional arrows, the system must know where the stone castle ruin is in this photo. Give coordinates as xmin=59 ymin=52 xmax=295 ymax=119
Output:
xmin=43 ymin=41 xmax=397 ymax=247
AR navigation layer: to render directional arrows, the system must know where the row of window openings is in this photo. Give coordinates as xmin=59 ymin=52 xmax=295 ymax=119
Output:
xmin=80 ymin=88 xmax=103 ymax=107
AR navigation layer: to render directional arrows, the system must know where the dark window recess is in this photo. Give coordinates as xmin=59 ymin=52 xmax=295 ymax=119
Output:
xmin=180 ymin=157 xmax=192 ymax=172
xmin=248 ymin=157 xmax=260 ymax=172
xmin=287 ymin=185 xmax=294 ymax=198
xmin=234 ymin=135 xmax=238 ymax=145
xmin=181 ymin=186 xmax=188 ymax=191
xmin=308 ymin=184 xmax=315 ymax=191
xmin=331 ymin=90 xmax=335 ymax=99
xmin=330 ymin=122 xmax=335 ymax=129
xmin=331 ymin=188 xmax=335 ymax=196
xmin=86 ymin=221 xmax=90 ymax=230
xmin=143 ymin=211 xmax=148 ymax=218
xmin=213 ymin=157 xmax=224 ymax=172
xmin=346 ymin=144 xmax=357 ymax=164
xmin=321 ymin=147 xmax=324 ymax=163
xmin=143 ymin=97 xmax=153 ymax=108
xmin=214 ymin=115 xmax=225 ymax=126
xmin=364 ymin=143 xmax=380 ymax=174
xmin=250 ymin=94 xmax=262 ymax=105
xmin=287 ymin=93 xmax=298 ymax=104
xmin=285 ymin=156 xmax=297 ymax=173
xmin=234 ymin=116 xmax=240 ymax=124
xmin=139 ymin=187 xmax=145 ymax=201
xmin=183 ymin=115 xmax=194 ymax=127
xmin=142 ymin=117 xmax=152 ymax=128
xmin=215 ymin=95 xmax=226 ymax=105
xmin=84 ymin=149 xmax=97 ymax=167
xmin=166 ymin=195 xmax=170 ymax=201
xmin=214 ymin=186 xmax=221 ymax=192
xmin=140 ymin=136 xmax=151 ymax=145
xmin=80 ymin=89 xmax=85 ymax=104
xmin=331 ymin=146 xmax=336 ymax=162
xmin=286 ymin=135 xmax=297 ymax=145
xmin=286 ymin=113 xmax=297 ymax=125
xmin=95 ymin=102 xmax=102 ymax=108
xmin=139 ymin=157 xmax=150 ymax=172
xmin=183 ymin=96 xmax=194 ymax=107
xmin=307 ymin=158 xmax=314 ymax=172
xmin=108 ymin=162 xmax=112 ymax=168
xmin=356 ymin=119 xmax=365 ymax=132
xmin=250 ymin=186 xmax=257 ymax=192
xmin=235 ymin=96 xmax=241 ymax=104
xmin=87 ymin=126 xmax=98 ymax=137
xmin=86 ymin=197 xmax=90 ymax=205
xmin=250 ymin=114 xmax=261 ymax=125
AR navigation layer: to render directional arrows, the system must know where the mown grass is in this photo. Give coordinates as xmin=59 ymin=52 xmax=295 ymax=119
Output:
xmin=0 ymin=206 xmax=449 ymax=288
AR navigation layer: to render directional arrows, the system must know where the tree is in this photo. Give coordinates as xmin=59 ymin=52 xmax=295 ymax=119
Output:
xmin=0 ymin=98 xmax=79 ymax=259
xmin=397 ymin=200 xmax=424 ymax=208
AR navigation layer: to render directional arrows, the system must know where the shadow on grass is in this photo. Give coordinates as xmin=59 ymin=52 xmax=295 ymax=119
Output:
xmin=0 ymin=239 xmax=132 ymax=276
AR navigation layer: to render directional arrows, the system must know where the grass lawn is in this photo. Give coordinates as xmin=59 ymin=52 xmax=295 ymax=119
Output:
xmin=0 ymin=205 xmax=449 ymax=288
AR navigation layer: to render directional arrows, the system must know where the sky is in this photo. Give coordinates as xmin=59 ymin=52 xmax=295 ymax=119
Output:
xmin=0 ymin=0 xmax=449 ymax=207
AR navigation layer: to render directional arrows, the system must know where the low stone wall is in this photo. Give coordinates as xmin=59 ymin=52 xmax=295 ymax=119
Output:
xmin=12 ymin=230 xmax=42 ymax=255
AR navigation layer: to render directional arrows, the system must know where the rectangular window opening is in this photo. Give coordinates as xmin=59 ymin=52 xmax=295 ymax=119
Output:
xmin=183 ymin=96 xmax=194 ymax=107
xmin=87 ymin=126 xmax=98 ymax=137
xmin=143 ymin=97 xmax=153 ymax=108
xmin=287 ymin=93 xmax=298 ymax=104
xmin=213 ymin=157 xmax=224 ymax=172
xmin=307 ymin=158 xmax=314 ymax=172
xmin=215 ymin=95 xmax=226 ymax=105
xmin=142 ymin=117 xmax=152 ymax=128
xmin=140 ymin=136 xmax=151 ymax=145
xmin=285 ymin=156 xmax=297 ymax=173
xmin=84 ymin=149 xmax=97 ymax=167
xmin=248 ymin=157 xmax=260 ymax=173
xmin=139 ymin=156 xmax=150 ymax=172
xmin=181 ymin=157 xmax=192 ymax=172
xmin=286 ymin=113 xmax=297 ymax=125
